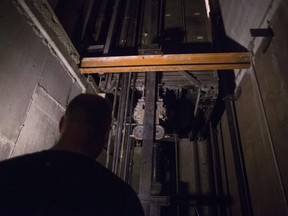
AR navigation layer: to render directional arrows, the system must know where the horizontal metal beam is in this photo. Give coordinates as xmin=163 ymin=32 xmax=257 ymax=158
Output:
xmin=80 ymin=52 xmax=250 ymax=73
xmin=81 ymin=52 xmax=250 ymax=67
xmin=180 ymin=71 xmax=203 ymax=87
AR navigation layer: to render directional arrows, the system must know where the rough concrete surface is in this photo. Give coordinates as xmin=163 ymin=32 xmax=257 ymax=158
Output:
xmin=11 ymin=86 xmax=64 ymax=157
xmin=0 ymin=1 xmax=91 ymax=160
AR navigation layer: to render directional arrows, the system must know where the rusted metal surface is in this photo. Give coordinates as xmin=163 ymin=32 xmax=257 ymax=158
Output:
xmin=80 ymin=52 xmax=250 ymax=73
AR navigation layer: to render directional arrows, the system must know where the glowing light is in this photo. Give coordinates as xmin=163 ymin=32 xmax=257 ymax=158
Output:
xmin=205 ymin=0 xmax=210 ymax=17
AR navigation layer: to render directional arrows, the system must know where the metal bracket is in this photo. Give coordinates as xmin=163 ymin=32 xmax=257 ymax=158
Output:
xmin=250 ymin=26 xmax=274 ymax=53
xmin=250 ymin=27 xmax=274 ymax=37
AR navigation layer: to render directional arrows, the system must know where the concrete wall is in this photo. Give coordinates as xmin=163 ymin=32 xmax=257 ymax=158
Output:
xmin=219 ymin=0 xmax=281 ymax=49
xmin=217 ymin=0 xmax=288 ymax=215
xmin=0 ymin=1 xmax=92 ymax=159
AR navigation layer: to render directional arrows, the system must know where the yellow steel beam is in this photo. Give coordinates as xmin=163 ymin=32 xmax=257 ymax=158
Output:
xmin=80 ymin=52 xmax=250 ymax=74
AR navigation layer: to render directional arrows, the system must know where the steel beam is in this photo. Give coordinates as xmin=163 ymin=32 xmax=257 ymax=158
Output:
xmin=138 ymin=0 xmax=161 ymax=53
xmin=103 ymin=0 xmax=121 ymax=54
xmin=80 ymin=52 xmax=250 ymax=73
xmin=224 ymin=99 xmax=253 ymax=216
xmin=180 ymin=71 xmax=202 ymax=87
xmin=139 ymin=72 xmax=157 ymax=216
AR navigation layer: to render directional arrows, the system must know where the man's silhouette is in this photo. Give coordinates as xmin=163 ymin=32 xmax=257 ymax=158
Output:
xmin=0 ymin=94 xmax=144 ymax=216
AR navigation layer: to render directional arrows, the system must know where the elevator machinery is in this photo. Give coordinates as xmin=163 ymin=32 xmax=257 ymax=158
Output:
xmin=51 ymin=0 xmax=251 ymax=215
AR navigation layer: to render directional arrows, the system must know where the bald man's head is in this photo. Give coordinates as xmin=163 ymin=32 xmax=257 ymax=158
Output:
xmin=63 ymin=94 xmax=112 ymax=136
xmin=54 ymin=94 xmax=112 ymax=158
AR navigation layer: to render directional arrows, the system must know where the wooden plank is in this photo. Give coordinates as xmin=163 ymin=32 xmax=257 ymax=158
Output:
xmin=80 ymin=52 xmax=250 ymax=73
xmin=80 ymin=63 xmax=250 ymax=74
xmin=81 ymin=52 xmax=250 ymax=67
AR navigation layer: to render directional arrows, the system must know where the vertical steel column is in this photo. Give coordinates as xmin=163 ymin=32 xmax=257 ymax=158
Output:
xmin=118 ymin=73 xmax=132 ymax=177
xmin=106 ymin=74 xmax=120 ymax=168
xmin=139 ymin=72 xmax=157 ymax=216
xmin=139 ymin=0 xmax=161 ymax=53
xmin=225 ymin=99 xmax=253 ymax=216
xmin=174 ymin=133 xmax=180 ymax=216
xmin=209 ymin=123 xmax=225 ymax=216
xmin=152 ymin=142 xmax=162 ymax=193
xmin=112 ymin=74 xmax=129 ymax=174
xmin=103 ymin=0 xmax=121 ymax=54
xmin=123 ymin=73 xmax=137 ymax=182
xmin=197 ymin=138 xmax=215 ymax=216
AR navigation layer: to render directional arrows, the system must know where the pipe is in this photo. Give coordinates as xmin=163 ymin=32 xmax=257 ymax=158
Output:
xmin=81 ymin=0 xmax=95 ymax=39
xmin=103 ymin=0 xmax=121 ymax=54
xmin=123 ymin=73 xmax=137 ymax=182
xmin=94 ymin=0 xmax=108 ymax=42
xmin=106 ymin=74 xmax=120 ymax=168
xmin=118 ymin=73 xmax=132 ymax=177
xmin=119 ymin=0 xmax=132 ymax=46
xmin=194 ymin=87 xmax=201 ymax=117
xmin=112 ymin=75 xmax=125 ymax=173
xmin=112 ymin=74 xmax=130 ymax=174
xmin=174 ymin=132 xmax=180 ymax=216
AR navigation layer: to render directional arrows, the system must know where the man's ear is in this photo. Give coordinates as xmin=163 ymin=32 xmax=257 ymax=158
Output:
xmin=59 ymin=116 xmax=65 ymax=133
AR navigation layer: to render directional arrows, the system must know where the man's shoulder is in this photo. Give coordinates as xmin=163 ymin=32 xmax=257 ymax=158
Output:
xmin=0 ymin=150 xmax=144 ymax=216
xmin=0 ymin=150 xmax=126 ymax=186
xmin=0 ymin=150 xmax=93 ymax=170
